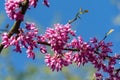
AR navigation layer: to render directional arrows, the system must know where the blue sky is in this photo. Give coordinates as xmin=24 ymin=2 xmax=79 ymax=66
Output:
xmin=0 ymin=0 xmax=120 ymax=80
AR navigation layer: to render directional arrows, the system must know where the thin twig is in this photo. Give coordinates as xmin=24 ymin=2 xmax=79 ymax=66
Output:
xmin=68 ymin=8 xmax=88 ymax=24
xmin=68 ymin=12 xmax=79 ymax=24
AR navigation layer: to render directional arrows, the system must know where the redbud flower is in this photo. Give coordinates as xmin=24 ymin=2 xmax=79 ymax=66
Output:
xmin=26 ymin=46 xmax=35 ymax=59
xmin=40 ymin=45 xmax=47 ymax=54
xmin=1 ymin=22 xmax=38 ymax=59
xmin=44 ymin=53 xmax=72 ymax=71
xmin=1 ymin=33 xmax=10 ymax=48
xmin=94 ymin=72 xmax=103 ymax=80
xmin=5 ymin=0 xmax=24 ymax=20
xmin=43 ymin=23 xmax=75 ymax=54
xmin=29 ymin=0 xmax=38 ymax=8
xmin=5 ymin=0 xmax=38 ymax=20
xmin=1 ymin=22 xmax=119 ymax=79
xmin=43 ymin=0 xmax=50 ymax=7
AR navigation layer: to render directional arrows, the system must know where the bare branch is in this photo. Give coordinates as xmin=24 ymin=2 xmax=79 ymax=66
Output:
xmin=68 ymin=8 xmax=88 ymax=24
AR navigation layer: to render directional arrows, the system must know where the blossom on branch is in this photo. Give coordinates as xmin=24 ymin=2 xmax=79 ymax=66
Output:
xmin=1 ymin=22 xmax=38 ymax=59
xmin=5 ymin=0 xmax=38 ymax=20
xmin=1 ymin=21 xmax=120 ymax=79
xmin=5 ymin=0 xmax=24 ymax=20
xmin=45 ymin=51 xmax=73 ymax=71
xmin=43 ymin=23 xmax=76 ymax=54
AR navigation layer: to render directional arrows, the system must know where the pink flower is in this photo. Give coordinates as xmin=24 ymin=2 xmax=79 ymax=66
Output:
xmin=94 ymin=72 xmax=103 ymax=80
xmin=43 ymin=23 xmax=75 ymax=54
xmin=43 ymin=0 xmax=50 ymax=7
xmin=73 ymin=53 xmax=82 ymax=67
xmin=29 ymin=0 xmax=38 ymax=8
xmin=40 ymin=45 xmax=47 ymax=54
xmin=45 ymin=53 xmax=63 ymax=71
xmin=37 ymin=35 xmax=46 ymax=42
xmin=44 ymin=53 xmax=72 ymax=71
xmin=63 ymin=51 xmax=73 ymax=65
xmin=5 ymin=0 xmax=38 ymax=20
xmin=1 ymin=22 xmax=38 ymax=59
xmin=1 ymin=33 xmax=10 ymax=48
xmin=1 ymin=21 xmax=119 ymax=79
xmin=26 ymin=46 xmax=35 ymax=59
xmin=25 ymin=22 xmax=36 ymax=30
xmin=90 ymin=37 xmax=98 ymax=43
xmin=5 ymin=0 xmax=24 ymax=20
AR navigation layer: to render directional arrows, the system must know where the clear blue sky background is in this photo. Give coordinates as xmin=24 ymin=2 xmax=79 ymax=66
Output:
xmin=0 ymin=0 xmax=120 ymax=80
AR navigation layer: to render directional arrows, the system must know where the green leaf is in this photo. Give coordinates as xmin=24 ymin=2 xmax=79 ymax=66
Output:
xmin=107 ymin=29 xmax=114 ymax=36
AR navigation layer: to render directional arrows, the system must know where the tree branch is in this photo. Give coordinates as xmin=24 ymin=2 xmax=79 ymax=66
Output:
xmin=38 ymin=41 xmax=120 ymax=60
xmin=0 ymin=0 xmax=29 ymax=53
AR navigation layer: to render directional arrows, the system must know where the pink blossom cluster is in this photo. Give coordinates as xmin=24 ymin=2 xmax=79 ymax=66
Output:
xmin=45 ymin=51 xmax=73 ymax=71
xmin=5 ymin=0 xmax=49 ymax=20
xmin=2 ymin=23 xmax=76 ymax=71
xmin=1 ymin=23 xmax=120 ymax=79
xmin=41 ymin=24 xmax=119 ymax=79
xmin=5 ymin=0 xmax=24 ymax=20
xmin=5 ymin=0 xmax=38 ymax=20
xmin=43 ymin=23 xmax=75 ymax=54
xmin=38 ymin=23 xmax=75 ymax=71
xmin=3 ymin=0 xmax=120 ymax=79
xmin=2 ymin=22 xmax=38 ymax=59
xmin=71 ymin=37 xmax=120 ymax=80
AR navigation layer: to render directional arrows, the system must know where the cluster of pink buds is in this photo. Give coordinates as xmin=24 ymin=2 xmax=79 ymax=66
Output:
xmin=5 ymin=0 xmax=24 ymax=20
xmin=44 ymin=51 xmax=73 ymax=71
xmin=1 ymin=22 xmax=120 ymax=79
xmin=39 ymin=23 xmax=120 ymax=79
xmin=70 ymin=37 xmax=120 ymax=79
xmin=5 ymin=0 xmax=49 ymax=20
xmin=2 ymin=0 xmax=120 ymax=78
xmin=1 ymin=22 xmax=38 ymax=59
xmin=5 ymin=0 xmax=38 ymax=20
xmin=43 ymin=23 xmax=75 ymax=54
xmin=38 ymin=23 xmax=75 ymax=71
